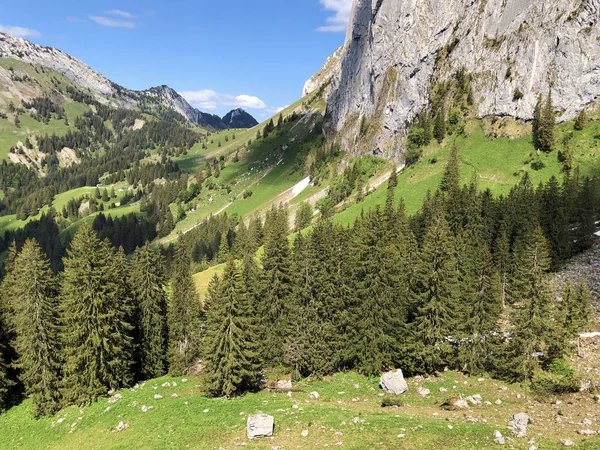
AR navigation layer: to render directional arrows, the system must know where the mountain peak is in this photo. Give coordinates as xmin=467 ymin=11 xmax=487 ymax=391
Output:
xmin=222 ymin=108 xmax=258 ymax=129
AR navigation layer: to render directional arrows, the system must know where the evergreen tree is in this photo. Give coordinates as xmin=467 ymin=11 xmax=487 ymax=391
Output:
xmin=256 ymin=205 xmax=292 ymax=365
xmin=505 ymin=226 xmax=560 ymax=380
xmin=440 ymin=143 xmax=460 ymax=193
xmin=539 ymin=176 xmax=569 ymax=268
xmin=538 ymin=91 xmax=555 ymax=152
xmin=10 ymin=240 xmax=61 ymax=416
xmin=285 ymin=232 xmax=336 ymax=377
xmin=532 ymin=94 xmax=542 ymax=140
xmin=562 ymin=281 xmax=592 ymax=337
xmin=295 ymin=201 xmax=313 ymax=232
xmin=0 ymin=311 xmax=14 ymax=413
xmin=409 ymin=214 xmax=460 ymax=374
xmin=130 ymin=243 xmax=168 ymax=379
xmin=203 ymin=259 xmax=259 ymax=397
xmin=433 ymin=107 xmax=446 ymax=143
xmin=574 ymin=109 xmax=587 ymax=131
xmin=61 ymin=224 xmax=133 ymax=404
xmin=168 ymin=245 xmax=203 ymax=375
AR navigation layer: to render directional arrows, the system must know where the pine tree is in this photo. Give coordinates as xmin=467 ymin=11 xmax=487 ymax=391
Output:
xmin=458 ymin=244 xmax=502 ymax=375
xmin=285 ymin=232 xmax=336 ymax=377
xmin=216 ymin=232 xmax=230 ymax=263
xmin=0 ymin=313 xmax=14 ymax=413
xmin=130 ymin=243 xmax=168 ymax=380
xmin=574 ymin=109 xmax=587 ymax=131
xmin=433 ymin=107 xmax=446 ymax=143
xmin=203 ymin=259 xmax=259 ymax=397
xmin=562 ymin=281 xmax=592 ymax=337
xmin=61 ymin=224 xmax=134 ymax=404
xmin=441 ymin=143 xmax=460 ymax=193
xmin=538 ymin=91 xmax=555 ymax=152
xmin=168 ymin=245 xmax=203 ymax=375
xmin=295 ymin=202 xmax=313 ymax=232
xmin=256 ymin=205 xmax=292 ymax=365
xmin=9 ymin=240 xmax=61 ymax=416
xmin=409 ymin=214 xmax=460 ymax=374
xmin=507 ymin=226 xmax=559 ymax=379
xmin=493 ymin=226 xmax=512 ymax=308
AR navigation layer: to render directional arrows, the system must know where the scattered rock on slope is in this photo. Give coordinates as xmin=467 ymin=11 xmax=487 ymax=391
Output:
xmin=247 ymin=414 xmax=274 ymax=439
xmin=380 ymin=369 xmax=408 ymax=395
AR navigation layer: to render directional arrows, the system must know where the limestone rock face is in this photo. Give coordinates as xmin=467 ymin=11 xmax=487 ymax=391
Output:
xmin=303 ymin=46 xmax=344 ymax=97
xmin=326 ymin=0 xmax=600 ymax=158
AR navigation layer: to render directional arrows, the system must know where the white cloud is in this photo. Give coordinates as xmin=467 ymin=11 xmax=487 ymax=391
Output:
xmin=180 ymin=90 xmax=267 ymax=110
xmin=107 ymin=9 xmax=133 ymax=19
xmin=89 ymin=15 xmax=135 ymax=29
xmin=0 ymin=24 xmax=41 ymax=38
xmin=316 ymin=0 xmax=353 ymax=33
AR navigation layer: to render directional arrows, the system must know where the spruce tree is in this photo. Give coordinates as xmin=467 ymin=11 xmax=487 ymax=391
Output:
xmin=538 ymin=91 xmax=555 ymax=152
xmin=256 ymin=205 xmax=292 ymax=366
xmin=507 ymin=226 xmax=559 ymax=379
xmin=409 ymin=214 xmax=460 ymax=374
xmin=0 ymin=318 xmax=14 ymax=413
xmin=574 ymin=109 xmax=587 ymax=131
xmin=203 ymin=259 xmax=259 ymax=397
xmin=10 ymin=240 xmax=61 ymax=416
xmin=130 ymin=243 xmax=168 ymax=380
xmin=295 ymin=202 xmax=313 ymax=231
xmin=433 ymin=107 xmax=446 ymax=143
xmin=168 ymin=244 xmax=203 ymax=375
xmin=441 ymin=143 xmax=460 ymax=193
xmin=61 ymin=224 xmax=133 ymax=404
xmin=562 ymin=281 xmax=592 ymax=337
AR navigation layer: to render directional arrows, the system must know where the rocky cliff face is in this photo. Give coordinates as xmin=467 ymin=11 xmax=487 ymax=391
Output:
xmin=326 ymin=0 xmax=600 ymax=159
xmin=0 ymin=32 xmax=222 ymax=127
xmin=303 ymin=46 xmax=343 ymax=97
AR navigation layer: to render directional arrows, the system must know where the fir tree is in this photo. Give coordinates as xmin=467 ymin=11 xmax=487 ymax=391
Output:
xmin=440 ymin=143 xmax=460 ymax=193
xmin=295 ymin=201 xmax=313 ymax=232
xmin=256 ymin=205 xmax=292 ymax=365
xmin=203 ymin=259 xmax=259 ymax=397
xmin=61 ymin=224 xmax=133 ymax=404
xmin=574 ymin=109 xmax=587 ymax=131
xmin=130 ymin=243 xmax=168 ymax=379
xmin=537 ymin=91 xmax=555 ymax=152
xmin=168 ymin=244 xmax=203 ymax=375
xmin=0 ymin=314 xmax=14 ymax=413
xmin=10 ymin=240 xmax=61 ymax=416
xmin=506 ymin=226 xmax=560 ymax=379
xmin=562 ymin=281 xmax=592 ymax=337
xmin=409 ymin=214 xmax=460 ymax=374
xmin=433 ymin=107 xmax=446 ymax=143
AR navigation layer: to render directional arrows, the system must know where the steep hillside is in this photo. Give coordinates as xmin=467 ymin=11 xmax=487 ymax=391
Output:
xmin=325 ymin=0 xmax=600 ymax=159
xmin=0 ymin=33 xmax=224 ymax=128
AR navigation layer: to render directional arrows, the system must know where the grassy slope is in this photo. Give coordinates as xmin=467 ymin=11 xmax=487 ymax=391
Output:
xmin=0 ymin=59 xmax=92 ymax=160
xmin=160 ymin=96 xmax=323 ymax=243
xmin=1 ymin=370 xmax=599 ymax=449
xmin=333 ymin=117 xmax=600 ymax=226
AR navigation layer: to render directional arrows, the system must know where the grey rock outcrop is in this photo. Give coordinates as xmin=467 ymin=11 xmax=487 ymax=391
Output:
xmin=247 ymin=414 xmax=274 ymax=439
xmin=508 ymin=412 xmax=530 ymax=438
xmin=380 ymin=369 xmax=408 ymax=394
xmin=326 ymin=0 xmax=600 ymax=159
xmin=303 ymin=46 xmax=344 ymax=97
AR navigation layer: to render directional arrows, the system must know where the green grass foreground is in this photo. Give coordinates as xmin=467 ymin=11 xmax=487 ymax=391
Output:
xmin=1 ymin=371 xmax=599 ymax=449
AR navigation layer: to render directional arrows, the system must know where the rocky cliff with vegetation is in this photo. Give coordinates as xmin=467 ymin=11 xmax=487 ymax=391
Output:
xmin=325 ymin=0 xmax=600 ymax=159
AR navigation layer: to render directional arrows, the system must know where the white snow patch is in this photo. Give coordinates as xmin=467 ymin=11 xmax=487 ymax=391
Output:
xmin=291 ymin=177 xmax=311 ymax=199
xmin=580 ymin=332 xmax=600 ymax=339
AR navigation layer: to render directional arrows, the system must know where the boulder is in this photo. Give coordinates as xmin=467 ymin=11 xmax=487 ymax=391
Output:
xmin=380 ymin=369 xmax=408 ymax=395
xmin=466 ymin=394 xmax=482 ymax=406
xmin=247 ymin=414 xmax=274 ymax=440
xmin=309 ymin=391 xmax=320 ymax=399
xmin=508 ymin=413 xmax=530 ymax=438
xmin=493 ymin=430 xmax=505 ymax=445
xmin=417 ymin=387 xmax=430 ymax=397
xmin=443 ymin=396 xmax=469 ymax=411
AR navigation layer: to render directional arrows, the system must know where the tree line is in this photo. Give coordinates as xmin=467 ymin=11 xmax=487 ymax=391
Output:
xmin=0 ymin=149 xmax=595 ymax=415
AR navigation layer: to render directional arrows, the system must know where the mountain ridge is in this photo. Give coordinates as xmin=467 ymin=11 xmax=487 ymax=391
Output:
xmin=0 ymin=32 xmax=256 ymax=130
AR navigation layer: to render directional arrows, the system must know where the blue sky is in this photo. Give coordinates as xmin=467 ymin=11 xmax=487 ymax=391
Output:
xmin=0 ymin=1 xmax=353 ymax=118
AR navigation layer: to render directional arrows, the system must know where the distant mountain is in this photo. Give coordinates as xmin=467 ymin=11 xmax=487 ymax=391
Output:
xmin=221 ymin=108 xmax=258 ymax=129
xmin=0 ymin=32 xmax=228 ymax=130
